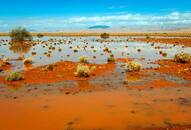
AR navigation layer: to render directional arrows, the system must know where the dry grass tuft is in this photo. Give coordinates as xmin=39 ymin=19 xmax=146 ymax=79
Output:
xmin=174 ymin=53 xmax=191 ymax=63
xmin=127 ymin=61 xmax=142 ymax=72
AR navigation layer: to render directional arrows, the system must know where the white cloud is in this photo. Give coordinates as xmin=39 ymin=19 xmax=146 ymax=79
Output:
xmin=0 ymin=12 xmax=191 ymax=31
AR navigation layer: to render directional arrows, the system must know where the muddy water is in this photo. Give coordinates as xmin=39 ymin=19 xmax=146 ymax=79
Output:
xmin=0 ymin=36 xmax=191 ymax=130
xmin=0 ymin=36 xmax=190 ymax=71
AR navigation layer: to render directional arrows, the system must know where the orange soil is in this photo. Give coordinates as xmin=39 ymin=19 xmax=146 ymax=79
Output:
xmin=116 ymin=58 xmax=132 ymax=63
xmin=0 ymin=90 xmax=191 ymax=130
xmin=1 ymin=59 xmax=190 ymax=89
xmin=132 ymin=37 xmax=191 ymax=47
xmin=128 ymin=77 xmax=180 ymax=90
xmin=154 ymin=60 xmax=191 ymax=81
xmin=0 ymin=61 xmax=116 ymax=86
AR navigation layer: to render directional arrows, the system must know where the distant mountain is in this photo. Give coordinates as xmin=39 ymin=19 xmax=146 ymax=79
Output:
xmin=88 ymin=25 xmax=110 ymax=29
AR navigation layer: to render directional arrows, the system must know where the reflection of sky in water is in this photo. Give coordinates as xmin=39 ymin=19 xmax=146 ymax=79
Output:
xmin=0 ymin=36 xmax=190 ymax=71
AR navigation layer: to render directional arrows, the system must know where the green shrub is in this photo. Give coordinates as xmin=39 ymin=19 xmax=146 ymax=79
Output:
xmin=127 ymin=61 xmax=142 ymax=72
xmin=75 ymin=64 xmax=90 ymax=77
xmin=9 ymin=27 xmax=32 ymax=41
xmin=100 ymin=33 xmax=110 ymax=39
xmin=79 ymin=56 xmax=88 ymax=63
xmin=6 ymin=72 xmax=24 ymax=81
xmin=107 ymin=55 xmax=115 ymax=62
xmin=174 ymin=53 xmax=191 ymax=63
xmin=103 ymin=47 xmax=111 ymax=53
xmin=37 ymin=33 xmax=44 ymax=38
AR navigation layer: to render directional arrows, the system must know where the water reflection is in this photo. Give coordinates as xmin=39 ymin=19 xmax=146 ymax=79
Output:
xmin=9 ymin=41 xmax=32 ymax=57
xmin=0 ymin=36 xmax=190 ymax=71
xmin=76 ymin=80 xmax=91 ymax=90
xmin=126 ymin=72 xmax=142 ymax=82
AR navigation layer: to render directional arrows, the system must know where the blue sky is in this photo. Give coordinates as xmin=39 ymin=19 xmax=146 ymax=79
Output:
xmin=0 ymin=0 xmax=191 ymax=32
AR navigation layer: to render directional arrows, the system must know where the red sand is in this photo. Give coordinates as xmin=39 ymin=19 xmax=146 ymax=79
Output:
xmin=154 ymin=60 xmax=191 ymax=81
xmin=0 ymin=90 xmax=191 ymax=130
xmin=0 ymin=61 xmax=116 ymax=87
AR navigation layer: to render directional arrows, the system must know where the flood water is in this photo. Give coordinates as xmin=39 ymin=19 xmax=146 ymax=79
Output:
xmin=0 ymin=36 xmax=190 ymax=71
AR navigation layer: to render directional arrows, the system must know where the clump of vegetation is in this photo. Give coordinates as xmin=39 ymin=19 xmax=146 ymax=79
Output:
xmin=127 ymin=61 xmax=142 ymax=72
xmin=6 ymin=72 xmax=24 ymax=81
xmin=75 ymin=64 xmax=91 ymax=77
xmin=3 ymin=57 xmax=10 ymax=64
xmin=32 ymin=52 xmax=37 ymax=55
xmin=174 ymin=53 xmax=191 ymax=63
xmin=162 ymin=52 xmax=167 ymax=57
xmin=103 ymin=47 xmax=109 ymax=52
xmin=146 ymin=34 xmax=150 ymax=39
xmin=137 ymin=49 xmax=141 ymax=52
xmin=9 ymin=27 xmax=32 ymax=41
xmin=100 ymin=33 xmax=110 ymax=39
xmin=36 ymin=33 xmax=44 ymax=38
xmin=107 ymin=55 xmax=115 ymax=62
xmin=42 ymin=65 xmax=55 ymax=71
xmin=79 ymin=56 xmax=88 ymax=63
xmin=73 ymin=49 xmax=78 ymax=53
xmin=58 ymin=48 xmax=62 ymax=52
xmin=103 ymin=47 xmax=111 ymax=53
xmin=0 ymin=57 xmax=10 ymax=67
xmin=23 ymin=58 xmax=33 ymax=64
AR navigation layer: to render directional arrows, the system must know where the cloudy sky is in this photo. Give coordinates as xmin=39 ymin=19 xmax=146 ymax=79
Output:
xmin=0 ymin=0 xmax=191 ymax=32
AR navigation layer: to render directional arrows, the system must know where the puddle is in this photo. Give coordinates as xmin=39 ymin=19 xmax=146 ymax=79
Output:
xmin=0 ymin=36 xmax=190 ymax=72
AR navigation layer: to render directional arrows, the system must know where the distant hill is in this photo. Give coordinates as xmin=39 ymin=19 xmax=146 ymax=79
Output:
xmin=88 ymin=25 xmax=110 ymax=29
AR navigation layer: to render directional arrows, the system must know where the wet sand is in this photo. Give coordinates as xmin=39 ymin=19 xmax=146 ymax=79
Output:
xmin=0 ymin=86 xmax=191 ymax=130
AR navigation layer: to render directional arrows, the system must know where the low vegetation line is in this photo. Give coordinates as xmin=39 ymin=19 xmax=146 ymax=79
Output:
xmin=1 ymin=32 xmax=191 ymax=37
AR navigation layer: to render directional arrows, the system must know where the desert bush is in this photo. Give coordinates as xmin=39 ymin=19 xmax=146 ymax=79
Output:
xmin=37 ymin=33 xmax=44 ymax=38
xmin=58 ymin=48 xmax=62 ymax=52
xmin=100 ymin=33 xmax=110 ymax=39
xmin=73 ymin=49 xmax=78 ymax=53
xmin=79 ymin=56 xmax=88 ymax=63
xmin=103 ymin=47 xmax=111 ymax=53
xmin=127 ymin=61 xmax=142 ymax=72
xmin=107 ymin=55 xmax=115 ymax=62
xmin=9 ymin=27 xmax=32 ymax=41
xmin=162 ymin=52 xmax=167 ymax=57
xmin=0 ymin=57 xmax=10 ymax=67
xmin=146 ymin=34 xmax=150 ymax=39
xmin=174 ymin=53 xmax=191 ymax=63
xmin=6 ymin=72 xmax=23 ymax=81
xmin=23 ymin=58 xmax=33 ymax=64
xmin=3 ymin=57 xmax=10 ymax=64
xmin=42 ymin=65 xmax=54 ymax=71
xmin=75 ymin=64 xmax=90 ymax=77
